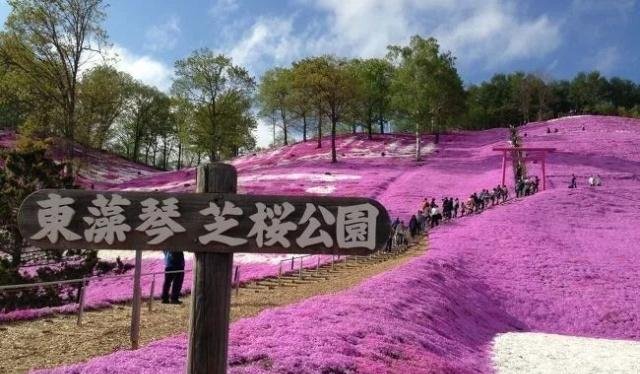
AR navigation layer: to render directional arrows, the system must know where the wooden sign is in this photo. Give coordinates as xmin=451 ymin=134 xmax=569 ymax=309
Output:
xmin=18 ymin=190 xmax=390 ymax=256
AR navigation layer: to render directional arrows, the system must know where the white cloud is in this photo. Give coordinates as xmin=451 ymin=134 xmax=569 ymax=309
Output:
xmin=590 ymin=46 xmax=620 ymax=74
xmin=104 ymin=44 xmax=174 ymax=92
xmin=222 ymin=0 xmax=563 ymax=76
xmin=228 ymin=17 xmax=301 ymax=74
xmin=435 ymin=2 xmax=561 ymax=67
xmin=144 ymin=16 xmax=181 ymax=51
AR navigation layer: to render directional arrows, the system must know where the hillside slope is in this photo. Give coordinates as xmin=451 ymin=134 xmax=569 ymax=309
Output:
xmin=29 ymin=115 xmax=640 ymax=373
xmin=0 ymin=131 xmax=159 ymax=187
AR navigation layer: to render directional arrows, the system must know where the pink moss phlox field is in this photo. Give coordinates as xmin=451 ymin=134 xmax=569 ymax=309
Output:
xmin=32 ymin=115 xmax=640 ymax=373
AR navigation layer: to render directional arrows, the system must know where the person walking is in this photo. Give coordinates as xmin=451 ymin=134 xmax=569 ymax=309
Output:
xmin=162 ymin=250 xmax=185 ymax=304
xmin=569 ymin=174 xmax=577 ymax=188
xmin=453 ymin=198 xmax=460 ymax=218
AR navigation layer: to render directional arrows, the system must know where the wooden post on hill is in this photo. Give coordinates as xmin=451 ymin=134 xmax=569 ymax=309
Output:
xmin=187 ymin=163 xmax=236 ymax=374
xmin=131 ymin=249 xmax=142 ymax=349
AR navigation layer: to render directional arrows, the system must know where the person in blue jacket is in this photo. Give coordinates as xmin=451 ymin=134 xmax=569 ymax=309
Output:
xmin=162 ymin=250 xmax=185 ymax=304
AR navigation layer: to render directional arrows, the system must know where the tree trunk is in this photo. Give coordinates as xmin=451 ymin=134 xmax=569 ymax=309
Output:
xmin=432 ymin=118 xmax=440 ymax=144
xmin=367 ymin=119 xmax=373 ymax=140
xmin=177 ymin=142 xmax=182 ymax=170
xmin=144 ymin=145 xmax=150 ymax=165
xmin=415 ymin=122 xmax=421 ymax=162
xmin=379 ymin=118 xmax=384 ymax=134
xmin=132 ymin=127 xmax=141 ymax=162
xmin=302 ymin=115 xmax=307 ymax=142
xmin=272 ymin=114 xmax=276 ymax=146
xmin=331 ymin=118 xmax=337 ymax=163
xmin=152 ymin=144 xmax=157 ymax=167
xmin=281 ymin=110 xmax=288 ymax=146
xmin=162 ymin=136 xmax=168 ymax=170
xmin=352 ymin=124 xmax=356 ymax=134
xmin=317 ymin=114 xmax=323 ymax=148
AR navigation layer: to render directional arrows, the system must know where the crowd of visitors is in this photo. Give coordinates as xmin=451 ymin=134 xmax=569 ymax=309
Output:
xmin=516 ymin=176 xmax=539 ymax=197
xmin=384 ymin=176 xmax=547 ymax=251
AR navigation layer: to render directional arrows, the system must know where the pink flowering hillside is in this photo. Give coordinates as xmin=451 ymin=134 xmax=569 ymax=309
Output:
xmin=115 ymin=129 xmax=514 ymax=221
xmin=6 ymin=116 xmax=640 ymax=323
xmin=0 ymin=131 xmax=159 ymax=188
xmin=33 ymin=115 xmax=640 ymax=373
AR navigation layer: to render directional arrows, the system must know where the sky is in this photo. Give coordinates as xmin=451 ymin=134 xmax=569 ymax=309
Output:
xmin=1 ymin=0 xmax=639 ymax=146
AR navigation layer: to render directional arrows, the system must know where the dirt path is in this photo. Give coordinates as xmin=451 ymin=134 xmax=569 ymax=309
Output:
xmin=1 ymin=239 xmax=425 ymax=374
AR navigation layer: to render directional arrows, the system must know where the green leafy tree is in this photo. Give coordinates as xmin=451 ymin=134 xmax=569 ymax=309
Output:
xmin=0 ymin=63 xmax=31 ymax=130
xmin=0 ymin=0 xmax=108 ymax=149
xmin=172 ymin=49 xmax=256 ymax=161
xmin=212 ymin=90 xmax=257 ymax=158
xmin=0 ymin=142 xmax=71 ymax=267
xmin=291 ymin=60 xmax=326 ymax=148
xmin=172 ymin=97 xmax=199 ymax=169
xmin=288 ymin=71 xmax=314 ymax=142
xmin=569 ymin=71 xmax=610 ymax=113
xmin=607 ymin=77 xmax=638 ymax=109
xmin=388 ymin=35 xmax=465 ymax=160
xmin=0 ymin=142 xmax=99 ymax=309
xmin=292 ymin=56 xmax=356 ymax=163
xmin=111 ymin=82 xmax=170 ymax=165
xmin=258 ymin=67 xmax=294 ymax=145
xmin=77 ymin=65 xmax=134 ymax=149
xmin=349 ymin=58 xmax=394 ymax=138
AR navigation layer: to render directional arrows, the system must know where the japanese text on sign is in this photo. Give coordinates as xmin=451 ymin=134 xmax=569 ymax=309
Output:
xmin=29 ymin=193 xmax=380 ymax=250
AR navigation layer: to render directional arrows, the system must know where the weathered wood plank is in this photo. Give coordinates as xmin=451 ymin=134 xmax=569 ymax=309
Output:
xmin=130 ymin=249 xmax=142 ymax=349
xmin=187 ymin=163 xmax=235 ymax=374
xmin=18 ymin=187 xmax=391 ymax=255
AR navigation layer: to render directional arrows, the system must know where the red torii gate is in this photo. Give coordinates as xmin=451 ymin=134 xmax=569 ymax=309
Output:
xmin=492 ymin=147 xmax=556 ymax=190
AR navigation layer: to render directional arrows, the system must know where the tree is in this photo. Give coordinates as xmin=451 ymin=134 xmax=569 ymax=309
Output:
xmin=388 ymin=36 xmax=465 ymax=160
xmin=113 ymin=82 xmax=170 ymax=164
xmin=172 ymin=49 xmax=256 ymax=161
xmin=215 ymin=90 xmax=257 ymax=158
xmin=0 ymin=62 xmax=30 ymax=130
xmin=0 ymin=141 xmax=100 ymax=310
xmin=350 ymin=58 xmax=394 ymax=138
xmin=292 ymin=56 xmax=356 ymax=163
xmin=77 ymin=65 xmax=133 ymax=148
xmin=172 ymin=97 xmax=198 ymax=169
xmin=569 ymin=71 xmax=609 ymax=113
xmin=607 ymin=77 xmax=637 ymax=109
xmin=288 ymin=71 xmax=313 ymax=142
xmin=0 ymin=142 xmax=71 ymax=267
xmin=292 ymin=60 xmax=325 ymax=148
xmin=0 ymin=0 xmax=108 ymax=150
xmin=258 ymin=67 xmax=294 ymax=146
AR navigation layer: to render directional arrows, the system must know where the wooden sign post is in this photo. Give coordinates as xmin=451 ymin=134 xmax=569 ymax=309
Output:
xmin=18 ymin=163 xmax=391 ymax=374
xmin=188 ymin=163 xmax=235 ymax=373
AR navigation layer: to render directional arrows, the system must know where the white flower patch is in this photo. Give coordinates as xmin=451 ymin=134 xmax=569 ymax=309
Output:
xmin=239 ymin=173 xmax=361 ymax=183
xmin=492 ymin=332 xmax=640 ymax=374
xmin=305 ymin=185 xmax=336 ymax=194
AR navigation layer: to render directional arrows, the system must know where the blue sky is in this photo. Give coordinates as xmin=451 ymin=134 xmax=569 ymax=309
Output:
xmin=1 ymin=0 xmax=639 ymax=145
xmin=2 ymin=0 xmax=638 ymax=90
